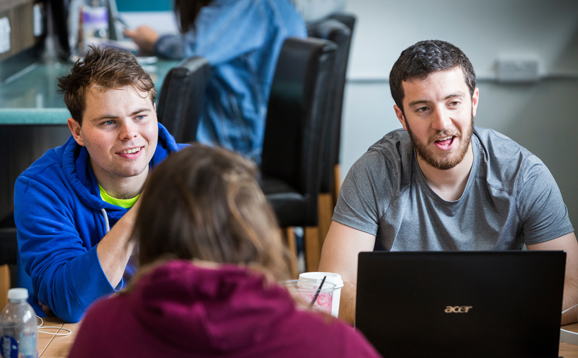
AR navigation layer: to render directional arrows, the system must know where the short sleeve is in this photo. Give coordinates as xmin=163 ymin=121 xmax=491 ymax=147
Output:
xmin=333 ymin=151 xmax=393 ymax=236
xmin=516 ymin=160 xmax=574 ymax=245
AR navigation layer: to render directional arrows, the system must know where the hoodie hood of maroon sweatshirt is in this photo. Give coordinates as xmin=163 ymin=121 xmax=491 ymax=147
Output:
xmin=128 ymin=260 xmax=294 ymax=354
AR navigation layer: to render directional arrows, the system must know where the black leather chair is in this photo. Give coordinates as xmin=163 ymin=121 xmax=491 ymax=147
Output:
xmin=307 ymin=14 xmax=356 ymax=245
xmin=157 ymin=56 xmax=211 ymax=143
xmin=260 ymin=37 xmax=337 ymax=274
xmin=0 ymin=228 xmax=17 ymax=309
xmin=326 ymin=13 xmax=356 ymax=199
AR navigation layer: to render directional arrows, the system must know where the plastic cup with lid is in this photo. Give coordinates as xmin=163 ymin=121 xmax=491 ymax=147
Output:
xmin=299 ymin=272 xmax=344 ymax=318
xmin=284 ymin=279 xmax=336 ymax=314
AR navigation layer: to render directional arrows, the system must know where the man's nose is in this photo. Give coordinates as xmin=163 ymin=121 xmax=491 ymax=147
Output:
xmin=119 ymin=120 xmax=138 ymax=140
xmin=431 ymin=107 xmax=451 ymax=131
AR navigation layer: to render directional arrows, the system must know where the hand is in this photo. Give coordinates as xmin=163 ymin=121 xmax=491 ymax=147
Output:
xmin=124 ymin=26 xmax=160 ymax=54
xmin=40 ymin=302 xmax=56 ymax=317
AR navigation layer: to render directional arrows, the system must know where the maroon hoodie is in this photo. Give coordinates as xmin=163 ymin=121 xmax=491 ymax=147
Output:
xmin=69 ymin=260 xmax=381 ymax=358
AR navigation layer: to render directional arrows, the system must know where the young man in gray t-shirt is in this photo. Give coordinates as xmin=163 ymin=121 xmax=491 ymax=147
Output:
xmin=318 ymin=40 xmax=578 ymax=325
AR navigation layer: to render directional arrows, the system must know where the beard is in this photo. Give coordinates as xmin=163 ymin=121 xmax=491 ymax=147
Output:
xmin=406 ymin=113 xmax=474 ymax=171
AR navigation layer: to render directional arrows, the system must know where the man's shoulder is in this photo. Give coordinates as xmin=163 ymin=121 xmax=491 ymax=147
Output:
xmin=15 ymin=136 xmax=78 ymax=195
xmin=355 ymin=129 xmax=412 ymax=169
xmin=204 ymin=0 xmax=279 ymax=20
xmin=346 ymin=129 xmax=413 ymax=195
xmin=18 ymin=146 xmax=64 ymax=183
xmin=474 ymin=126 xmax=547 ymax=192
xmin=475 ymin=126 xmax=540 ymax=165
xmin=475 ymin=126 xmax=519 ymax=147
xmin=251 ymin=0 xmax=307 ymax=31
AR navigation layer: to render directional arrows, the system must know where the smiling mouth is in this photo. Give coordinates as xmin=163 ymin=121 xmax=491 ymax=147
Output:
xmin=118 ymin=146 xmax=144 ymax=155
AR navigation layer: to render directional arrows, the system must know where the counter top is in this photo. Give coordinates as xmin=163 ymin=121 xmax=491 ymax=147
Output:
xmin=0 ymin=58 xmax=177 ymax=124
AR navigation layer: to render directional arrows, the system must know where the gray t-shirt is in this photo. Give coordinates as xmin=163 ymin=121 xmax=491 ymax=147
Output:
xmin=334 ymin=126 xmax=574 ymax=251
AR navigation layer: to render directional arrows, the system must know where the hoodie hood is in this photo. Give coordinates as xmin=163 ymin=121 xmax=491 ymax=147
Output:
xmin=129 ymin=261 xmax=294 ymax=353
xmin=61 ymin=122 xmax=179 ymax=212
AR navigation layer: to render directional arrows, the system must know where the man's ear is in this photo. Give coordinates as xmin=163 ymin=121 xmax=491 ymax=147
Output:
xmin=471 ymin=87 xmax=480 ymax=118
xmin=394 ymin=105 xmax=408 ymax=131
xmin=67 ymin=118 xmax=85 ymax=147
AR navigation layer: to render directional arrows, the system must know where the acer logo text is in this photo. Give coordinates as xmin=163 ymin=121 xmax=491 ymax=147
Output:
xmin=445 ymin=306 xmax=473 ymax=313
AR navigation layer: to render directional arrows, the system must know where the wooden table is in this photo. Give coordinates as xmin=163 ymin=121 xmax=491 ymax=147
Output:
xmin=35 ymin=318 xmax=578 ymax=357
xmin=37 ymin=317 xmax=79 ymax=358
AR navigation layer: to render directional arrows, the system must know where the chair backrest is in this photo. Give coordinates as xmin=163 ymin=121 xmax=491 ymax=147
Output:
xmin=261 ymin=37 xmax=337 ymax=220
xmin=308 ymin=16 xmax=354 ymax=194
xmin=157 ymin=56 xmax=211 ymax=143
xmin=327 ymin=13 xmax=356 ymax=163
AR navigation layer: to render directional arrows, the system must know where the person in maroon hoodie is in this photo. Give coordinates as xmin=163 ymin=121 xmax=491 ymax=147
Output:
xmin=68 ymin=145 xmax=381 ymax=358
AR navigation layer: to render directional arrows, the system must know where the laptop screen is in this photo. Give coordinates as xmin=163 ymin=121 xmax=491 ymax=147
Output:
xmin=355 ymin=251 xmax=565 ymax=358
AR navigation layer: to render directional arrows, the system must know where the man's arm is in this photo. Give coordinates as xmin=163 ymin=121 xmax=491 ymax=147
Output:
xmin=16 ymin=175 xmax=137 ymax=322
xmin=95 ymin=199 xmax=139 ymax=289
xmin=527 ymin=232 xmax=578 ymax=325
xmin=124 ymin=26 xmax=159 ymax=54
xmin=318 ymin=221 xmax=376 ymax=325
xmin=41 ymin=213 xmax=137 ymax=316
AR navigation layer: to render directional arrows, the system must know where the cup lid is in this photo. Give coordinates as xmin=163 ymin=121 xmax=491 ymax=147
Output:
xmin=284 ymin=279 xmax=336 ymax=291
xmin=299 ymin=272 xmax=344 ymax=288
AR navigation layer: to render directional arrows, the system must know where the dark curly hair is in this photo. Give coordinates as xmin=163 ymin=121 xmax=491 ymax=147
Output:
xmin=389 ymin=40 xmax=476 ymax=115
xmin=58 ymin=46 xmax=156 ymax=125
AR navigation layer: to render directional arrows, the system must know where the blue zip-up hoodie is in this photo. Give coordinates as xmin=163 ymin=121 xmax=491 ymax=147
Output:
xmin=14 ymin=123 xmax=186 ymax=323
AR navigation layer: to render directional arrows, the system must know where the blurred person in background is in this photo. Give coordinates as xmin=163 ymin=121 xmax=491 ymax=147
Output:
xmin=68 ymin=145 xmax=381 ymax=358
xmin=125 ymin=0 xmax=308 ymax=163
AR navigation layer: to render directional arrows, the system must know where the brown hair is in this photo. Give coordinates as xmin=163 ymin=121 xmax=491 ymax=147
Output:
xmin=174 ymin=0 xmax=213 ymax=33
xmin=57 ymin=46 xmax=156 ymax=125
xmin=389 ymin=40 xmax=476 ymax=115
xmin=133 ymin=145 xmax=291 ymax=281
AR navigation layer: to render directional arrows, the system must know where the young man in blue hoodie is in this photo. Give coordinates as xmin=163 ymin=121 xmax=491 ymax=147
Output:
xmin=14 ymin=47 xmax=187 ymax=322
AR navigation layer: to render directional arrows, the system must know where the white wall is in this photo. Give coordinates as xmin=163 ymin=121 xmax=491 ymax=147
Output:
xmin=340 ymin=0 xmax=578 ymax=228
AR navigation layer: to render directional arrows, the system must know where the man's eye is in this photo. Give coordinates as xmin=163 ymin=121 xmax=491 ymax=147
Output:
xmin=449 ymin=101 xmax=460 ymax=107
xmin=135 ymin=115 xmax=145 ymax=121
xmin=416 ymin=107 xmax=428 ymax=113
xmin=102 ymin=120 xmax=115 ymax=126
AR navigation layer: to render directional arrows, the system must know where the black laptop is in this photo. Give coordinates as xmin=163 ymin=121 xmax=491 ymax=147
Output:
xmin=355 ymin=251 xmax=566 ymax=358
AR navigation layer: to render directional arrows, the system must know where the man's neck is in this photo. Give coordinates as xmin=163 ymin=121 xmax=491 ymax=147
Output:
xmin=92 ymin=164 xmax=149 ymax=200
xmin=417 ymin=144 xmax=474 ymax=202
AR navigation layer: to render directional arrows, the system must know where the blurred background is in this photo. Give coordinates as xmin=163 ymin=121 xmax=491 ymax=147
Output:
xmin=117 ymin=0 xmax=578 ymax=228
xmin=1 ymin=0 xmax=577 ymax=227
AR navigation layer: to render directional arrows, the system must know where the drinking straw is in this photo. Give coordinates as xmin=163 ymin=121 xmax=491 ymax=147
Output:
xmin=309 ymin=276 xmax=327 ymax=308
